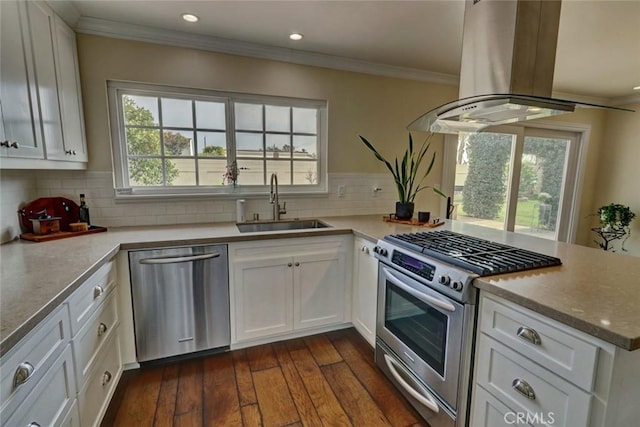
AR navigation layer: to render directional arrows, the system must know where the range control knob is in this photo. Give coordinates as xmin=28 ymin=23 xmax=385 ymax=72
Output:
xmin=373 ymin=246 xmax=388 ymax=256
xmin=438 ymin=275 xmax=451 ymax=286
xmin=451 ymin=281 xmax=463 ymax=291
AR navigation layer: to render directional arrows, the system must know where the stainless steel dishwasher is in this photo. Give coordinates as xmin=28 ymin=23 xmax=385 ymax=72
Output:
xmin=129 ymin=244 xmax=230 ymax=362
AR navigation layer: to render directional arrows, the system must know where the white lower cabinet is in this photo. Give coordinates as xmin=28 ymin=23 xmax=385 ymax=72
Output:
xmin=230 ymin=235 xmax=351 ymax=344
xmin=351 ymin=237 xmax=378 ymax=347
xmin=4 ymin=345 xmax=77 ymax=427
xmin=471 ymin=292 xmax=640 ymax=427
xmin=78 ymin=332 xmax=122 ymax=427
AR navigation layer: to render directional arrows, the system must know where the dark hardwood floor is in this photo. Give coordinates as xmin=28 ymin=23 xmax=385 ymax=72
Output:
xmin=101 ymin=328 xmax=427 ymax=427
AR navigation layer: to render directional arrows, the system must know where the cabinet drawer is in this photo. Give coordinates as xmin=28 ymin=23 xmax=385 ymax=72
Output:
xmin=72 ymin=288 xmax=119 ymax=389
xmin=78 ymin=331 xmax=122 ymax=427
xmin=2 ymin=345 xmax=76 ymax=427
xmin=60 ymin=400 xmax=81 ymax=427
xmin=476 ymin=334 xmax=591 ymax=427
xmin=68 ymin=260 xmax=116 ymax=336
xmin=0 ymin=304 xmax=70 ymax=420
xmin=472 ymin=385 xmax=534 ymax=427
xmin=480 ymin=294 xmax=598 ymax=391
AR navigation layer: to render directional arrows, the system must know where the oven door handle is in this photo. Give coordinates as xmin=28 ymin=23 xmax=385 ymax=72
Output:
xmin=384 ymin=354 xmax=440 ymax=414
xmin=382 ymin=267 xmax=456 ymax=312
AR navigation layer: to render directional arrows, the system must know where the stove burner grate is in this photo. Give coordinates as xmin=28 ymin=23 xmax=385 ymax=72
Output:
xmin=385 ymin=230 xmax=561 ymax=276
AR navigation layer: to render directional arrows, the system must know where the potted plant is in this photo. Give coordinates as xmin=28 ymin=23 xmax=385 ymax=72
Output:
xmin=359 ymin=133 xmax=445 ymax=219
xmin=592 ymin=203 xmax=636 ymax=251
xmin=597 ymin=203 xmax=635 ymax=232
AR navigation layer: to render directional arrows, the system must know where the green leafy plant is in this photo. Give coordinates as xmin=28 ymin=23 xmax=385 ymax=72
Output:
xmin=358 ymin=133 xmax=445 ymax=203
xmin=597 ymin=203 xmax=636 ymax=231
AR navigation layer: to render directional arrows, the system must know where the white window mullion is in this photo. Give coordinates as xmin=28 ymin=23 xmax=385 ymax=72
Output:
xmin=505 ymin=128 xmax=525 ymax=232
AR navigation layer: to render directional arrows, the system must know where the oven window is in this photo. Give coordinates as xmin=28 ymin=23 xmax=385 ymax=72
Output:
xmin=385 ymin=282 xmax=447 ymax=377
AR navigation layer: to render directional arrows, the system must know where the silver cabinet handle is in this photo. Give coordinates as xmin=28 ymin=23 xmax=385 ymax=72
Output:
xmin=28 ymin=423 xmax=41 ymax=427
xmin=102 ymin=371 xmax=112 ymax=386
xmin=287 ymin=262 xmax=293 ymax=267
xmin=512 ymin=378 xmax=536 ymax=400
xmin=384 ymin=354 xmax=440 ymax=414
xmin=13 ymin=362 xmax=35 ymax=388
xmin=517 ymin=326 xmax=541 ymax=345
xmin=294 ymin=262 xmax=300 ymax=267
xmin=139 ymin=252 xmax=220 ymax=264
xmin=10 ymin=141 xmax=19 ymax=149
xmin=93 ymin=285 xmax=104 ymax=299
xmin=97 ymin=322 xmax=108 ymax=337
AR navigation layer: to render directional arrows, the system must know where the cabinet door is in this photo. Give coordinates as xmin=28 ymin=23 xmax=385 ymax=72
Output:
xmin=233 ymin=256 xmax=294 ymax=341
xmin=0 ymin=0 xmax=44 ymax=159
xmin=25 ymin=0 xmax=64 ymax=158
xmin=294 ymin=250 xmax=346 ymax=330
xmin=352 ymin=238 xmax=378 ymax=347
xmin=52 ymin=15 xmax=87 ymax=162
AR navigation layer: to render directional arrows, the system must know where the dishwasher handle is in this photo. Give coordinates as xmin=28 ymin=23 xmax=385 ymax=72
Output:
xmin=138 ymin=252 xmax=220 ymax=265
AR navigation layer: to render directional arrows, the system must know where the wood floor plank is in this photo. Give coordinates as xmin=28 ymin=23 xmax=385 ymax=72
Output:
xmin=322 ymin=362 xmax=391 ymax=426
xmin=284 ymin=337 xmax=308 ymax=352
xmin=173 ymin=410 xmax=202 ymax=427
xmin=175 ymin=358 xmax=203 ymax=416
xmin=113 ymin=366 xmax=164 ymax=427
xmin=246 ymin=343 xmax=279 ymax=371
xmin=272 ymin=342 xmax=323 ymax=427
xmin=232 ymin=349 xmax=258 ymax=406
xmin=241 ymin=404 xmax=263 ymax=427
xmin=289 ymin=347 xmax=351 ymax=426
xmin=328 ymin=332 xmax=423 ymax=427
xmin=252 ymin=367 xmax=300 ymax=427
xmin=153 ymin=364 xmax=180 ymax=427
xmin=203 ymin=352 xmax=243 ymax=427
xmin=304 ymin=334 xmax=343 ymax=366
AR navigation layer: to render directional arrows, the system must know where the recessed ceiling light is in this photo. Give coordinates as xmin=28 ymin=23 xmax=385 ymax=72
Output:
xmin=634 ymin=86 xmax=640 ymax=90
xmin=182 ymin=13 xmax=199 ymax=23
xmin=289 ymin=33 xmax=303 ymax=41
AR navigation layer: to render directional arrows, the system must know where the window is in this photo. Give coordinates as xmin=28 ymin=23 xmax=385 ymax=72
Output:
xmin=443 ymin=124 xmax=585 ymax=242
xmin=107 ymin=82 xmax=327 ymax=198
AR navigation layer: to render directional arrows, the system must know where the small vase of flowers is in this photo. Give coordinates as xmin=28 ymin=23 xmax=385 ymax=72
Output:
xmin=223 ymin=161 xmax=239 ymax=187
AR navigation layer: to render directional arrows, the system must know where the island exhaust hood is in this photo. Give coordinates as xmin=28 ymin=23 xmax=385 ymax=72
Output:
xmin=408 ymin=0 xmax=631 ymax=134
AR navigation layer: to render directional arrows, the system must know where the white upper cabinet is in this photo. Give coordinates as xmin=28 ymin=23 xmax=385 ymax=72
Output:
xmin=0 ymin=0 xmax=45 ymax=159
xmin=51 ymin=14 xmax=87 ymax=162
xmin=0 ymin=0 xmax=87 ymax=168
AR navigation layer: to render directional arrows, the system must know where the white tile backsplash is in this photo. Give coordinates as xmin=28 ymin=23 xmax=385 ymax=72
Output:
xmin=0 ymin=170 xmax=396 ymax=230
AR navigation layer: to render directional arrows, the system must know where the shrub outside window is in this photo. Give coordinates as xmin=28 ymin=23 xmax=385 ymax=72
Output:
xmin=107 ymin=81 xmax=327 ymax=198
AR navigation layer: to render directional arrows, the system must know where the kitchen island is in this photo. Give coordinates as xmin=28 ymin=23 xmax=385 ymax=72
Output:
xmin=1 ymin=215 xmax=640 ymax=356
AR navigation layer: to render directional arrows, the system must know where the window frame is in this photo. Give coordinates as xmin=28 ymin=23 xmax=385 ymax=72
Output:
xmin=441 ymin=121 xmax=589 ymax=243
xmin=107 ymin=81 xmax=328 ymax=199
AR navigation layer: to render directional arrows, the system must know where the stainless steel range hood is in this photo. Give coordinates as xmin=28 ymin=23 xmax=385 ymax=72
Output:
xmin=409 ymin=0 xmax=631 ymax=134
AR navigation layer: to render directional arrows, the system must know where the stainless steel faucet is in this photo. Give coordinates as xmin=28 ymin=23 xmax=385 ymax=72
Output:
xmin=269 ymin=173 xmax=286 ymax=220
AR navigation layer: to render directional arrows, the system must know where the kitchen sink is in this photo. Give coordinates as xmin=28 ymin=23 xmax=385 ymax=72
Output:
xmin=236 ymin=219 xmax=331 ymax=233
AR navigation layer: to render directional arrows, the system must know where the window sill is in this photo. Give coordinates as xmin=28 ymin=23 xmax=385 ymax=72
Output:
xmin=113 ymin=188 xmax=329 ymax=202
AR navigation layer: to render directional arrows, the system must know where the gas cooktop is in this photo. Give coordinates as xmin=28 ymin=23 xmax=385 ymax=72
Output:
xmin=384 ymin=230 xmax=562 ymax=276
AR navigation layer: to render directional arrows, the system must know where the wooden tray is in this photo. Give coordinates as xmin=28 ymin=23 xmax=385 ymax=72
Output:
xmin=20 ymin=226 xmax=108 ymax=243
xmin=383 ymin=216 xmax=445 ymax=228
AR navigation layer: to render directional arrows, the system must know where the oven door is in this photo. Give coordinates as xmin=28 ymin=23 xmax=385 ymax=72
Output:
xmin=376 ymin=263 xmax=464 ymax=411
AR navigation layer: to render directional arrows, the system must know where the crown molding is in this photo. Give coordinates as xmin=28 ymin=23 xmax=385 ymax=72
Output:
xmin=46 ymin=0 xmax=81 ymax=27
xmin=74 ymin=17 xmax=459 ymax=87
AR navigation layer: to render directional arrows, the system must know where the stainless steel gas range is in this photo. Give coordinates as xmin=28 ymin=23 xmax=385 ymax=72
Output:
xmin=373 ymin=230 xmax=561 ymax=427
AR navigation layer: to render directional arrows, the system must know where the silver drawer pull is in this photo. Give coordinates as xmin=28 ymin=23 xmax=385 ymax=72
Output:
xmin=97 ymin=322 xmax=108 ymax=337
xmin=28 ymin=423 xmax=41 ymax=427
xmin=102 ymin=371 xmax=112 ymax=386
xmin=93 ymin=285 xmax=104 ymax=299
xmin=13 ymin=362 xmax=35 ymax=388
xmin=139 ymin=252 xmax=220 ymax=265
xmin=512 ymin=378 xmax=536 ymax=400
xmin=517 ymin=326 xmax=541 ymax=345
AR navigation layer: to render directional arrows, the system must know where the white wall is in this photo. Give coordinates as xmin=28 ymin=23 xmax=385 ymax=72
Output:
xmin=0 ymin=171 xmax=37 ymax=243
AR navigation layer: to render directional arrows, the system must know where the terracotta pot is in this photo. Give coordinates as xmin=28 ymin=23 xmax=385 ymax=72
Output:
xmin=395 ymin=202 xmax=414 ymax=220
